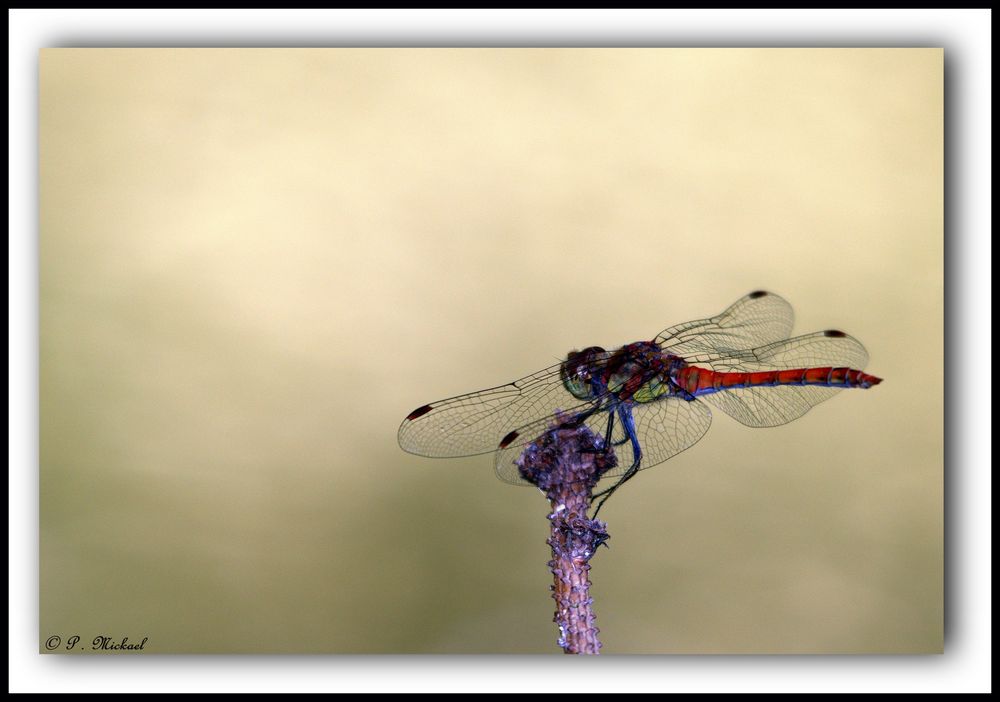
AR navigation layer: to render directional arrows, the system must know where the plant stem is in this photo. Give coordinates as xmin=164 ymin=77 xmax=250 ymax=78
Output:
xmin=517 ymin=418 xmax=615 ymax=655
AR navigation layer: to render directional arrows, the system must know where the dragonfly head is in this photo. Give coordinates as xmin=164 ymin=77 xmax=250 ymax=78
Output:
xmin=561 ymin=346 xmax=607 ymax=400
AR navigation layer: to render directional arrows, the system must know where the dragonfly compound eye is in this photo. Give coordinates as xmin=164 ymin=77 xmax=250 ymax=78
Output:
xmin=561 ymin=346 xmax=606 ymax=400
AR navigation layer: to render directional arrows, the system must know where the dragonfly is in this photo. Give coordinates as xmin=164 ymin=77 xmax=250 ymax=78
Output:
xmin=398 ymin=291 xmax=882 ymax=515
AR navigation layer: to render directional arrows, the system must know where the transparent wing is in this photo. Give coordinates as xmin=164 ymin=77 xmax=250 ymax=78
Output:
xmin=599 ymin=397 xmax=714 ymax=482
xmin=655 ymin=291 xmax=794 ymax=360
xmin=706 ymin=329 xmax=869 ymax=372
xmin=398 ymin=355 xmax=610 ymax=458
xmin=492 ymin=397 xmax=713 ymax=486
xmin=699 ymin=330 xmax=871 ymax=427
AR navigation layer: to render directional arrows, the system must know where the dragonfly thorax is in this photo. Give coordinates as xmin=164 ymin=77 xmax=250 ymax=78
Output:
xmin=561 ymin=341 xmax=675 ymax=403
xmin=605 ymin=341 xmax=671 ymax=401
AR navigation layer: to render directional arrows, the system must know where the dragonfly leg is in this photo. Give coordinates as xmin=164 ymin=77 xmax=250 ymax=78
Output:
xmin=591 ymin=404 xmax=643 ymax=517
xmin=569 ymin=402 xmax=602 ymax=426
xmin=602 ymin=410 xmax=615 ymax=449
xmin=579 ymin=406 xmax=615 ymax=456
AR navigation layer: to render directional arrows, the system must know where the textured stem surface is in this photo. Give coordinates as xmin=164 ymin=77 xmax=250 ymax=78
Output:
xmin=517 ymin=419 xmax=615 ymax=655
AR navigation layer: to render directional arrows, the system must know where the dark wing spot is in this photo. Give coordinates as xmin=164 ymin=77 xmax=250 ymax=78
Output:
xmin=405 ymin=404 xmax=433 ymax=421
xmin=824 ymin=329 xmax=847 ymax=338
xmin=748 ymin=290 xmax=769 ymax=299
xmin=499 ymin=430 xmax=520 ymax=449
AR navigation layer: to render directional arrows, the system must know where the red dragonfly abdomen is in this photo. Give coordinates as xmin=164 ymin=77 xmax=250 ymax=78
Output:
xmin=676 ymin=366 xmax=883 ymax=397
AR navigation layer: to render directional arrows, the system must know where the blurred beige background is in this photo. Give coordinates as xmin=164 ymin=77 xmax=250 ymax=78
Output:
xmin=40 ymin=48 xmax=941 ymax=654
